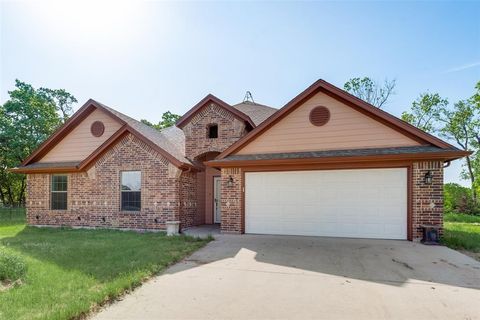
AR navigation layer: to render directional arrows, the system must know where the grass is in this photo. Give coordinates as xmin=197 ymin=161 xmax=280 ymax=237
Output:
xmin=0 ymin=207 xmax=26 ymax=224
xmin=442 ymin=213 xmax=480 ymax=259
xmin=444 ymin=212 xmax=480 ymax=223
xmin=0 ymin=249 xmax=27 ymax=283
xmin=0 ymin=216 xmax=210 ymax=320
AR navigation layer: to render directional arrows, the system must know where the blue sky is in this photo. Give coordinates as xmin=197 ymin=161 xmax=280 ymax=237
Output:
xmin=1 ymin=1 xmax=479 ymax=185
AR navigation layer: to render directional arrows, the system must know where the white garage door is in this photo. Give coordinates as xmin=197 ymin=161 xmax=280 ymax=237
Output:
xmin=245 ymin=168 xmax=407 ymax=239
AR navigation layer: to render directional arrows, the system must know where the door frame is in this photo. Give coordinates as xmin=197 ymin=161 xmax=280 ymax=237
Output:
xmin=213 ymin=176 xmax=221 ymax=224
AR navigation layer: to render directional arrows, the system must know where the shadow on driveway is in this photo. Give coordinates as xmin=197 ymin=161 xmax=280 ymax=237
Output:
xmin=171 ymin=234 xmax=480 ymax=289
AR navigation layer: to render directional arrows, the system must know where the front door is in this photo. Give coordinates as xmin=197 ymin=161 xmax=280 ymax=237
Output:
xmin=213 ymin=176 xmax=221 ymax=223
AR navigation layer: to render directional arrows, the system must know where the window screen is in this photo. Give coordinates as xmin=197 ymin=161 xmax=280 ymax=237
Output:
xmin=51 ymin=175 xmax=67 ymax=210
xmin=121 ymin=171 xmax=141 ymax=211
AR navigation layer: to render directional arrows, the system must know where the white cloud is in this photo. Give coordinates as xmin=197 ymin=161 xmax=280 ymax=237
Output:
xmin=444 ymin=61 xmax=480 ymax=73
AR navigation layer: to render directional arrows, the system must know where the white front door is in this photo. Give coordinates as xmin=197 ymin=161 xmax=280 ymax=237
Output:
xmin=213 ymin=176 xmax=221 ymax=223
xmin=245 ymin=168 xmax=407 ymax=239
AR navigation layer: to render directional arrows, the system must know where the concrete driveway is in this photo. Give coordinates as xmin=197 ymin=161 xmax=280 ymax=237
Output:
xmin=94 ymin=235 xmax=480 ymax=320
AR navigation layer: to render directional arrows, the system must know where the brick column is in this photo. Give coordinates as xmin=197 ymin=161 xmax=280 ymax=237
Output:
xmin=412 ymin=161 xmax=444 ymax=241
xmin=220 ymin=168 xmax=243 ymax=234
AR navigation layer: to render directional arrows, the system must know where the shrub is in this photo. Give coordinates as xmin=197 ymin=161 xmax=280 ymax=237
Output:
xmin=0 ymin=249 xmax=27 ymax=283
xmin=444 ymin=183 xmax=479 ymax=215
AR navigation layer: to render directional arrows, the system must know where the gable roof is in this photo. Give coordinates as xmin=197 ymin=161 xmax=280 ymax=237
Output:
xmin=231 ymin=101 xmax=277 ymax=126
xmin=96 ymin=101 xmax=189 ymax=165
xmin=176 ymin=94 xmax=256 ymax=129
xmin=16 ymin=99 xmax=195 ymax=173
xmin=217 ymin=79 xmax=462 ymax=160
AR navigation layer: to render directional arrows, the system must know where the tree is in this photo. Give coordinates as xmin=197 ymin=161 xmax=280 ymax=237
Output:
xmin=0 ymin=80 xmax=76 ymax=205
xmin=401 ymin=93 xmax=449 ymax=133
xmin=437 ymin=100 xmax=480 ymax=202
xmin=141 ymin=111 xmax=181 ymax=131
xmin=444 ymin=183 xmax=476 ymax=214
xmin=39 ymin=88 xmax=77 ymax=123
xmin=402 ymin=82 xmax=480 ymax=203
xmin=344 ymin=77 xmax=396 ymax=108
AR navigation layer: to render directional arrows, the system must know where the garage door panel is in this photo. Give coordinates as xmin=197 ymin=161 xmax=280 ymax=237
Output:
xmin=245 ymin=168 xmax=407 ymax=239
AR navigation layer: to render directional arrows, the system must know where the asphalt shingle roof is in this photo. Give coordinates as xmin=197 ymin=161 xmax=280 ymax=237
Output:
xmin=17 ymin=161 xmax=80 ymax=169
xmin=98 ymin=103 xmax=190 ymax=164
xmin=209 ymin=146 xmax=458 ymax=162
xmin=231 ymin=101 xmax=277 ymax=126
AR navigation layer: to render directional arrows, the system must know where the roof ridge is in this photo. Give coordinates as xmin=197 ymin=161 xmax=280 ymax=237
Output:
xmin=232 ymin=101 xmax=277 ymax=110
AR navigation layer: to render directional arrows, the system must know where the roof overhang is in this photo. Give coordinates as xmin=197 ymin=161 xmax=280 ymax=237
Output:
xmin=176 ymin=94 xmax=255 ymax=129
xmin=10 ymin=162 xmax=81 ymax=174
xmin=206 ymin=147 xmax=471 ymax=168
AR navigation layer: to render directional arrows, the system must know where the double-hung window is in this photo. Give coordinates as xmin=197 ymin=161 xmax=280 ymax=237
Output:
xmin=51 ymin=175 xmax=68 ymax=210
xmin=121 ymin=171 xmax=141 ymax=211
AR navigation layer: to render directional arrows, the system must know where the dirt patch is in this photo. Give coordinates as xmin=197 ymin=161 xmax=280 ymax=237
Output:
xmin=0 ymin=279 xmax=23 ymax=292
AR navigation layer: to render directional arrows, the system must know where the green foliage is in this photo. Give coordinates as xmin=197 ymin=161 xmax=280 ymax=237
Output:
xmin=444 ymin=183 xmax=478 ymax=214
xmin=402 ymin=81 xmax=480 ymax=202
xmin=141 ymin=111 xmax=181 ymax=131
xmin=38 ymin=87 xmax=77 ymax=123
xmin=401 ymin=93 xmax=448 ymax=133
xmin=444 ymin=213 xmax=480 ymax=223
xmin=0 ymin=80 xmax=76 ymax=205
xmin=0 ymin=249 xmax=27 ymax=282
xmin=343 ymin=77 xmax=396 ymax=108
xmin=0 ymin=222 xmax=209 ymax=320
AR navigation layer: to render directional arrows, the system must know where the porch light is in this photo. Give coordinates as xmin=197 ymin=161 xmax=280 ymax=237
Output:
xmin=227 ymin=176 xmax=234 ymax=187
xmin=424 ymin=171 xmax=433 ymax=185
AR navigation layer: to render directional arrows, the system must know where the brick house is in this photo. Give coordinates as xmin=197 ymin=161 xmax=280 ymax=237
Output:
xmin=12 ymin=79 xmax=469 ymax=241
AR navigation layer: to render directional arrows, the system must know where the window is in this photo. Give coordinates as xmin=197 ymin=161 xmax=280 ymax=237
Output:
xmin=208 ymin=124 xmax=218 ymax=139
xmin=51 ymin=175 xmax=67 ymax=210
xmin=121 ymin=171 xmax=141 ymax=211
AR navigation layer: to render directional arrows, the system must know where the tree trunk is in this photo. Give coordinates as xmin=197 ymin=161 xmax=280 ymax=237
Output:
xmin=0 ymin=186 xmax=6 ymax=205
xmin=465 ymin=155 xmax=477 ymax=202
xmin=6 ymin=184 xmax=14 ymax=206
xmin=18 ymin=176 xmax=26 ymax=205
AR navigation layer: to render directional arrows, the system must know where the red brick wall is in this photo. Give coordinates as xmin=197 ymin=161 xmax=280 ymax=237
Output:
xmin=26 ymin=134 xmax=186 ymax=230
xmin=179 ymin=171 xmax=198 ymax=229
xmin=182 ymin=103 xmax=248 ymax=159
xmin=412 ymin=161 xmax=444 ymax=241
xmin=220 ymin=168 xmax=243 ymax=234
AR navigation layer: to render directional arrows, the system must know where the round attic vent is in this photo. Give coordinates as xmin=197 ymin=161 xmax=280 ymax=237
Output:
xmin=91 ymin=121 xmax=105 ymax=137
xmin=309 ymin=106 xmax=330 ymax=126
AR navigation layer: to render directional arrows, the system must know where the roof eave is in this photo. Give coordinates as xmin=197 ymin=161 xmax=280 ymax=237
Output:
xmin=9 ymin=166 xmax=80 ymax=174
xmin=206 ymin=150 xmax=471 ymax=168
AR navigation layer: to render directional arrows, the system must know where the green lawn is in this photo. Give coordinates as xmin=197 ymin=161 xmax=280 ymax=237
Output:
xmin=442 ymin=213 xmax=480 ymax=258
xmin=0 ymin=220 xmax=209 ymax=320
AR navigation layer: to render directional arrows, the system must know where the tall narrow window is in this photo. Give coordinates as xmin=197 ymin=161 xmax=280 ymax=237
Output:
xmin=208 ymin=124 xmax=218 ymax=138
xmin=51 ymin=175 xmax=68 ymax=210
xmin=121 ymin=171 xmax=141 ymax=211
